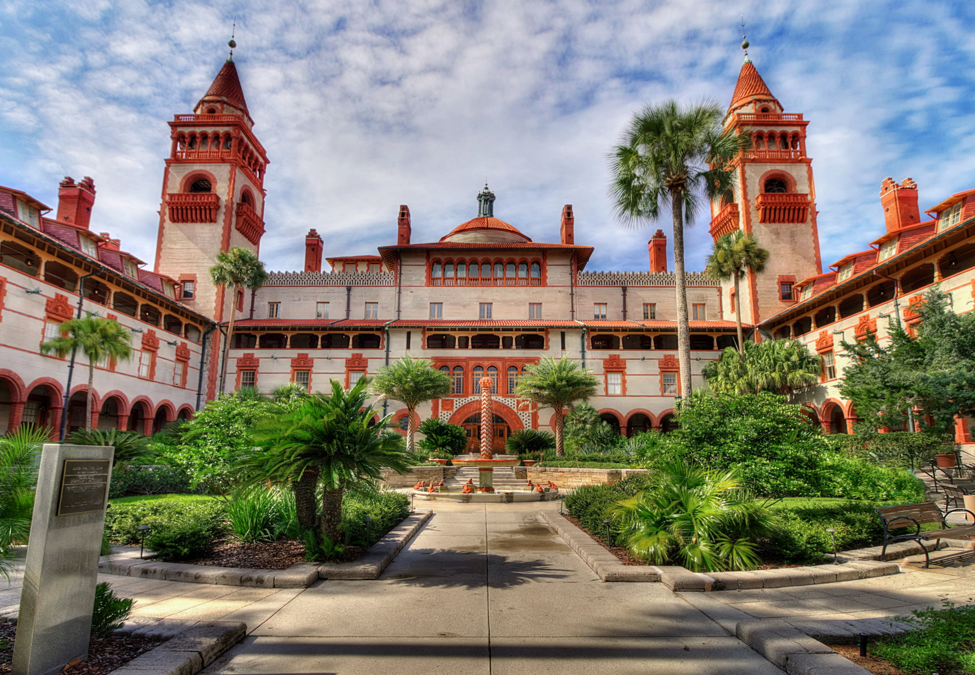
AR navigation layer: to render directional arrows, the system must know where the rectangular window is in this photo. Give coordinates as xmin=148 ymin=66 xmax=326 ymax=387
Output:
xmin=236 ymin=289 xmax=244 ymax=312
xmin=801 ymin=284 xmax=814 ymax=301
xmin=780 ymin=282 xmax=794 ymax=301
xmin=138 ymin=350 xmax=152 ymax=379
xmin=662 ymin=372 xmax=678 ymax=395
xmin=21 ymin=401 xmax=40 ymax=426
xmin=879 ymin=237 xmax=898 ymax=261
xmin=349 ymin=370 xmax=365 ymax=388
xmin=730 ymin=291 xmax=736 ymax=313
xmin=368 ymin=263 xmax=381 ymax=273
xmin=430 ymin=303 xmax=443 ymax=319
xmin=316 ymin=302 xmax=329 ymax=319
xmin=529 ymin=303 xmax=542 ymax=320
xmin=80 ymin=236 xmax=98 ymax=257
xmin=560 ymin=331 xmax=566 ymax=350
xmin=267 ymin=302 xmax=280 ymax=319
xmin=44 ymin=320 xmax=61 ymax=343
xmin=643 ymin=304 xmax=656 ymax=320
xmin=692 ymin=304 xmax=706 ymax=321
xmin=452 ymin=368 xmax=464 ymax=395
xmin=594 ymin=303 xmax=607 ymax=320
xmin=837 ymin=263 xmax=853 ymax=282
xmin=16 ymin=199 xmax=39 ymax=228
xmin=240 ymin=370 xmax=256 ymax=388
xmin=173 ymin=360 xmax=184 ymax=386
xmin=940 ymin=202 xmax=963 ymax=231
xmin=163 ymin=281 xmax=176 ymax=299
xmin=823 ymin=351 xmax=836 ymax=380
xmin=479 ymin=303 xmax=492 ymax=319
xmin=123 ymin=259 xmax=139 ymax=279
xmin=96 ymin=353 xmax=110 ymax=370
xmin=364 ymin=302 xmax=378 ymax=319
xmin=607 ymin=372 xmax=622 ymax=395
xmin=294 ymin=370 xmax=311 ymax=392
xmin=181 ymin=280 xmax=195 ymax=299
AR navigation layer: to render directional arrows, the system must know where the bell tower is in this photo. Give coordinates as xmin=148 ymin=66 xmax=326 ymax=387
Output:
xmin=710 ymin=39 xmax=822 ymax=330
xmin=154 ymin=44 xmax=269 ymax=327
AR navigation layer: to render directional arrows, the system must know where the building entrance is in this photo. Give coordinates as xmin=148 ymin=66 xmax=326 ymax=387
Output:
xmin=462 ymin=414 xmax=510 ymax=454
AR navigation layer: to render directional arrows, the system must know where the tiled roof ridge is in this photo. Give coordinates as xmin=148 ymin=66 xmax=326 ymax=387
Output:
xmin=729 ymin=59 xmax=774 ymax=112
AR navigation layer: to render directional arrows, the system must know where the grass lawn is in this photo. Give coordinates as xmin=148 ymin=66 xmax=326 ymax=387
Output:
xmin=767 ymin=497 xmax=853 ymax=510
xmin=110 ymin=494 xmax=218 ymax=505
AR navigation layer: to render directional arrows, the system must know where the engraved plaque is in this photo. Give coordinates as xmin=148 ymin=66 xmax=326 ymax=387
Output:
xmin=57 ymin=459 xmax=111 ymax=516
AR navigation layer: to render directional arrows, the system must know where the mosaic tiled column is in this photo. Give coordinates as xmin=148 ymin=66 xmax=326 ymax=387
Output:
xmin=478 ymin=376 xmax=494 ymax=492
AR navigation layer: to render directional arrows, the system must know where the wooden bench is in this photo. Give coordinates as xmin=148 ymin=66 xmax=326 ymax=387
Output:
xmin=877 ymin=503 xmax=975 ymax=567
xmin=942 ymin=483 xmax=975 ymax=509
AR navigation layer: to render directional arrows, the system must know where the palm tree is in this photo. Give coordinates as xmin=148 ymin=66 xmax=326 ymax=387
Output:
xmin=241 ymin=379 xmax=411 ymax=543
xmin=705 ymin=231 xmax=770 ymax=354
xmin=370 ymin=355 xmax=451 ymax=453
xmin=41 ymin=315 xmax=133 ymax=431
xmin=611 ymin=100 xmax=748 ymax=395
xmin=0 ymin=426 xmax=48 ymax=578
xmin=515 ymin=357 xmax=598 ymax=457
xmin=703 ymin=339 xmax=821 ymax=398
xmin=209 ymin=247 xmax=268 ymax=394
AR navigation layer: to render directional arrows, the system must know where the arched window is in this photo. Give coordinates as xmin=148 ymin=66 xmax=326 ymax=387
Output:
xmin=760 ymin=106 xmax=770 ymax=113
xmin=486 ymin=366 xmax=499 ymax=393
xmin=764 ymin=178 xmax=787 ymax=194
xmin=530 ymin=261 xmax=541 ymax=278
xmin=507 ymin=366 xmax=519 ymax=394
xmin=481 ymin=261 xmax=492 ymax=279
xmin=452 ymin=366 xmax=464 ymax=395
xmin=506 ymin=261 xmax=516 ymax=278
xmin=494 ymin=261 xmax=503 ymax=278
xmin=444 ymin=261 xmax=454 ymax=277
xmin=473 ymin=366 xmax=484 ymax=393
xmin=779 ymin=133 xmax=789 ymax=150
xmin=468 ymin=260 xmax=478 ymax=279
xmin=240 ymin=191 xmax=254 ymax=207
xmin=755 ymin=134 xmax=765 ymax=150
xmin=518 ymin=261 xmax=528 ymax=277
xmin=457 ymin=261 xmax=466 ymax=278
xmin=189 ymin=179 xmax=212 ymax=193
xmin=432 ymin=261 xmax=442 ymax=277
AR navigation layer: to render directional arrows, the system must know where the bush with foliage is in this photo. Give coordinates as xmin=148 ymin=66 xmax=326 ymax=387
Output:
xmin=109 ymin=464 xmax=195 ymax=499
xmin=821 ymin=454 xmax=925 ymax=502
xmin=564 ymin=402 xmax=624 ymax=454
xmin=760 ymin=500 xmax=885 ymax=564
xmin=91 ymin=582 xmax=134 ymax=637
xmin=226 ymin=489 xmax=297 ymax=543
xmin=417 ymin=418 xmax=468 ymax=455
xmin=872 ymin=599 xmax=975 ymax=674
xmin=831 ymin=430 xmax=949 ymax=470
xmin=563 ymin=473 xmax=654 ymax=537
xmin=104 ymin=498 xmax=227 ymax=559
xmin=538 ymin=460 xmax=632 ymax=469
xmin=506 ymin=429 xmax=556 ymax=455
xmin=340 ymin=490 xmax=410 ymax=547
xmin=0 ymin=426 xmax=47 ymax=577
xmin=68 ymin=428 xmax=156 ymax=465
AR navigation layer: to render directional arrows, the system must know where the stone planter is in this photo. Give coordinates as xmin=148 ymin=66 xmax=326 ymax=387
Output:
xmin=432 ymin=458 xmax=449 ymax=466
xmin=937 ymin=453 xmax=957 ymax=468
xmin=523 ymin=460 xmax=537 ymax=467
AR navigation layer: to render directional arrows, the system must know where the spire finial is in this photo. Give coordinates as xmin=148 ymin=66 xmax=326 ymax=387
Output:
xmin=228 ymin=17 xmax=237 ymax=62
xmin=740 ymin=18 xmax=750 ymax=62
xmin=477 ymin=183 xmax=495 ymax=218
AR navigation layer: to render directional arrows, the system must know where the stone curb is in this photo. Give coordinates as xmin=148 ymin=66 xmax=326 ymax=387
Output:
xmin=541 ymin=511 xmax=662 ymax=582
xmin=318 ymin=510 xmax=431 ymax=580
xmin=100 ymin=511 xmax=431 ymax=588
xmin=836 ymin=538 xmax=943 ymax=563
xmin=736 ymin=619 xmax=871 ymax=674
xmin=108 ymin=621 xmax=245 ymax=675
xmin=542 ymin=511 xmax=900 ymax=590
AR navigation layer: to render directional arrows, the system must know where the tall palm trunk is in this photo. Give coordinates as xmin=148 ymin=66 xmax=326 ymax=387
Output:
xmin=554 ymin=409 xmax=565 ymax=456
xmin=671 ymin=192 xmax=692 ymax=396
xmin=294 ymin=469 xmax=318 ymax=531
xmin=218 ymin=284 xmax=238 ymax=395
xmin=86 ymin=363 xmax=95 ymax=431
xmin=406 ymin=406 xmax=416 ymax=453
xmin=733 ymin=271 xmax=744 ymax=355
xmin=320 ymin=487 xmax=344 ymax=543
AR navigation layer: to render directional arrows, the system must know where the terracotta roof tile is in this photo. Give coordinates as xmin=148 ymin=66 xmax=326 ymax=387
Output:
xmin=729 ymin=59 xmax=774 ymax=112
xmin=441 ymin=217 xmax=531 ymax=242
xmin=200 ymin=61 xmax=249 ymax=115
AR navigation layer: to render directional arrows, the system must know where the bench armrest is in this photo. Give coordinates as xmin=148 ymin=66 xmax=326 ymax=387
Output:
xmin=944 ymin=508 xmax=975 ymax=526
xmin=882 ymin=516 xmax=921 ymax=536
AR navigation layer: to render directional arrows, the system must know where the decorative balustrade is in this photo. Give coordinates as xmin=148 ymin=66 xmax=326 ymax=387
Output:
xmin=173 ymin=149 xmax=234 ymax=161
xmin=173 ymin=114 xmax=243 ymax=123
xmin=165 ymin=193 xmax=220 ymax=223
xmin=709 ymin=203 xmax=739 ymax=240
xmin=756 ymin=193 xmax=811 ymax=224
xmin=576 ymin=271 xmax=717 ymax=287
xmin=265 ymin=270 xmax=396 ymax=287
xmin=235 ymin=202 xmax=265 ymax=245
xmin=734 ymin=113 xmax=803 ymax=123
xmin=747 ymin=149 xmax=804 ymax=161
xmin=431 ymin=277 xmax=541 ymax=287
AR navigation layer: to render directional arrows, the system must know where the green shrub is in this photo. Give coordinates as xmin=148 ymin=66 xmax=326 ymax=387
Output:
xmin=761 ymin=500 xmax=883 ymax=564
xmin=100 ymin=531 xmax=113 ymax=556
xmin=227 ymin=489 xmax=294 ymax=543
xmin=873 ymin=599 xmax=975 ymax=674
xmin=417 ymin=419 xmax=468 ymax=455
xmin=91 ymin=582 xmax=133 ymax=637
xmin=506 ymin=429 xmax=556 ymax=455
xmin=341 ymin=491 xmax=409 ymax=547
xmin=109 ymin=465 xmax=195 ymax=499
xmin=538 ymin=461 xmax=632 ymax=469
xmin=67 ymin=428 xmax=156 ymax=465
xmin=821 ymin=455 xmax=926 ymax=502
xmin=104 ymin=498 xmax=227 ymax=560
xmin=564 ymin=473 xmax=654 ymax=537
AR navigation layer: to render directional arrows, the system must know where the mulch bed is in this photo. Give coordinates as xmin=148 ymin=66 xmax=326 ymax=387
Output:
xmin=829 ymin=644 xmax=905 ymax=675
xmin=0 ymin=619 xmax=163 ymax=674
xmin=181 ymin=539 xmax=366 ymax=569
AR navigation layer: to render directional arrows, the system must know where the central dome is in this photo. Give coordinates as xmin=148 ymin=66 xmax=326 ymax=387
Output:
xmin=440 ymin=185 xmax=532 ymax=244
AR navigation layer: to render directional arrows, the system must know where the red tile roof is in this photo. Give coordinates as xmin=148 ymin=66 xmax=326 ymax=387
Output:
xmin=441 ymin=217 xmax=531 ymax=242
xmin=378 ymin=242 xmax=595 ymax=269
xmin=729 ymin=59 xmax=775 ymax=112
xmin=200 ymin=61 xmax=249 ymax=115
xmin=392 ymin=320 xmax=578 ymax=328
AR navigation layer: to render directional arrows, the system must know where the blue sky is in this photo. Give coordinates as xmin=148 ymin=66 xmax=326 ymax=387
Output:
xmin=2 ymin=0 xmax=975 ymax=276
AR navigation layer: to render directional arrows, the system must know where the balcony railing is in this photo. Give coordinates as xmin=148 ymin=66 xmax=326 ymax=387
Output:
xmin=709 ymin=203 xmax=739 ymax=240
xmin=173 ymin=114 xmax=243 ymax=123
xmin=756 ymin=193 xmax=811 ymax=224
xmin=235 ymin=202 xmax=265 ymax=245
xmin=747 ymin=149 xmax=805 ymax=161
xmin=166 ymin=193 xmax=220 ymax=223
xmin=734 ymin=113 xmax=804 ymax=123
xmin=173 ymin=149 xmax=234 ymax=161
xmin=430 ymin=277 xmax=541 ymax=287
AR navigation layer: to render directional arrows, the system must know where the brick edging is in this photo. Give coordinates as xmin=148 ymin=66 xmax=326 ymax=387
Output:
xmin=109 ymin=621 xmax=245 ymax=675
xmin=543 ymin=511 xmax=900 ymax=591
xmin=99 ymin=511 xmax=432 ymax=587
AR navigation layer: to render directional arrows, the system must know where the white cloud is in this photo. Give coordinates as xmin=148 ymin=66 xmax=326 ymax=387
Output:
xmin=2 ymin=0 xmax=975 ymax=280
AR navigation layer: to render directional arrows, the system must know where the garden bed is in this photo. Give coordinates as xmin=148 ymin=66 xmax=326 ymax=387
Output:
xmin=829 ymin=645 xmax=904 ymax=675
xmin=0 ymin=619 xmax=163 ymax=674
xmin=181 ymin=539 xmax=365 ymax=569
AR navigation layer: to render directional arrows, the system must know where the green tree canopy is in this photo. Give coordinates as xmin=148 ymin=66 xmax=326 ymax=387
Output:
xmin=209 ymin=247 xmax=268 ymax=394
xmin=703 ymin=339 xmax=821 ymax=398
xmin=515 ymin=357 xmax=598 ymax=456
xmin=41 ymin=314 xmax=133 ymax=432
xmin=611 ymin=100 xmax=749 ymax=395
xmin=370 ymin=355 xmax=451 ymax=453
xmin=705 ymin=231 xmax=770 ymax=353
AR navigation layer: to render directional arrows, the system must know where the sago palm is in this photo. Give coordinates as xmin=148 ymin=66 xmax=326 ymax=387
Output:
xmin=241 ymin=378 xmax=411 ymax=544
xmin=515 ymin=357 xmax=598 ymax=456
xmin=370 ymin=355 xmax=451 ymax=453
xmin=703 ymin=340 xmax=820 ymax=398
xmin=611 ymin=100 xmax=749 ymax=395
xmin=209 ymin=247 xmax=268 ymax=394
xmin=706 ymin=231 xmax=770 ymax=354
xmin=612 ymin=460 xmax=771 ymax=573
xmin=41 ymin=314 xmax=133 ymax=432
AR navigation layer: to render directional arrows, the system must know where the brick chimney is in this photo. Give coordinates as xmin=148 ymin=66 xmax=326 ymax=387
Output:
xmin=880 ymin=177 xmax=920 ymax=232
xmin=56 ymin=176 xmax=96 ymax=229
xmin=560 ymin=205 xmax=574 ymax=245
xmin=398 ymin=205 xmax=411 ymax=245
xmin=304 ymin=229 xmax=323 ymax=273
xmin=97 ymin=232 xmax=120 ymax=251
xmin=648 ymin=230 xmax=667 ymax=273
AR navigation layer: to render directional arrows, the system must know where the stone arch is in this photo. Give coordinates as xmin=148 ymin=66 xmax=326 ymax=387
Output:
xmin=448 ymin=400 xmax=524 ymax=434
xmin=128 ymin=396 xmax=153 ymax=435
xmin=596 ymin=409 xmax=623 ymax=435
xmin=69 ymin=384 xmax=100 ymax=412
xmin=152 ymin=400 xmax=176 ymax=434
xmin=0 ymin=370 xmax=26 ymax=404
xmin=99 ymin=390 xmax=131 ymax=417
xmin=657 ymin=410 xmax=679 ymax=433
xmin=624 ymin=409 xmax=656 ymax=437
xmin=0 ymin=370 xmax=25 ymax=434
xmin=176 ymin=404 xmax=195 ymax=421
xmin=24 ymin=378 xmax=63 ymax=437
xmin=758 ymin=169 xmax=797 ymax=194
xmin=820 ymin=398 xmax=847 ymax=434
xmin=26 ymin=377 xmax=63 ymax=403
xmin=179 ymin=170 xmax=218 ymax=193
xmin=390 ymin=409 xmax=421 ymax=437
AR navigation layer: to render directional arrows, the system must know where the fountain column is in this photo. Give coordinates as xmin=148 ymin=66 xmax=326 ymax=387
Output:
xmin=478 ymin=377 xmax=495 ymax=492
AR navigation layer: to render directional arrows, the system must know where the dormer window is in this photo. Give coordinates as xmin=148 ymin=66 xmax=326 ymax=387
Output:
xmin=16 ymin=199 xmax=40 ymax=229
xmin=123 ymin=259 xmax=139 ymax=279
xmin=837 ymin=263 xmax=853 ymax=282
xmin=800 ymin=284 xmax=814 ymax=301
xmin=879 ymin=237 xmax=898 ymax=261
xmin=80 ymin=236 xmax=98 ymax=258
xmin=939 ymin=202 xmax=963 ymax=232
xmin=163 ymin=281 xmax=176 ymax=299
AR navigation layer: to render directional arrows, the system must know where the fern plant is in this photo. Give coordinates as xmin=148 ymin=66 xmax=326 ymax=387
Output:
xmin=91 ymin=582 xmax=134 ymax=636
